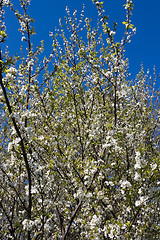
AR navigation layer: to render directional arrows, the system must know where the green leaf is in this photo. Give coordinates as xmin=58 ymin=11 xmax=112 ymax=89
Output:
xmin=0 ymin=30 xmax=7 ymax=38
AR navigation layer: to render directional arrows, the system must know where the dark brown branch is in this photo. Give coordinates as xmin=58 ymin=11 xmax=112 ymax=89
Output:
xmin=72 ymin=90 xmax=85 ymax=161
xmin=128 ymin=207 xmax=141 ymax=231
xmin=61 ymin=200 xmax=82 ymax=240
xmin=0 ymin=200 xmax=16 ymax=240
xmin=0 ymin=49 xmax=32 ymax=240
xmin=56 ymin=206 xmax=65 ymax=235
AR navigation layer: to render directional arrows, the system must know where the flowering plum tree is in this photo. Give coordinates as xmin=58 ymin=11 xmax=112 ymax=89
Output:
xmin=0 ymin=0 xmax=159 ymax=239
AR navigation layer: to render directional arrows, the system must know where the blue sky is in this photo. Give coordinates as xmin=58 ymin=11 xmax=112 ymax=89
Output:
xmin=4 ymin=0 xmax=160 ymax=87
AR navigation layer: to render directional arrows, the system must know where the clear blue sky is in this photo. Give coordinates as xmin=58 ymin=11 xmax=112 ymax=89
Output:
xmin=4 ymin=0 xmax=160 ymax=87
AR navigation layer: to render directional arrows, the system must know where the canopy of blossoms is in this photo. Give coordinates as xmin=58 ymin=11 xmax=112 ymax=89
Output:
xmin=0 ymin=0 xmax=159 ymax=239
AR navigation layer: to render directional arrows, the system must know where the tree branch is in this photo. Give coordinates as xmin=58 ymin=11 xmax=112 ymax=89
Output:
xmin=61 ymin=200 xmax=82 ymax=240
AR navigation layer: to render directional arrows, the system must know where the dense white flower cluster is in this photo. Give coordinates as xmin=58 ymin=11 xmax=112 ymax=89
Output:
xmin=0 ymin=0 xmax=159 ymax=239
xmin=120 ymin=180 xmax=132 ymax=188
xmin=135 ymin=196 xmax=148 ymax=207
xmin=134 ymin=151 xmax=141 ymax=169
xmin=5 ymin=67 xmax=18 ymax=80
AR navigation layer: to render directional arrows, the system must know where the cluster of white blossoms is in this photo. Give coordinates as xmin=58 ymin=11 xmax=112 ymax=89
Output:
xmin=8 ymin=137 xmax=21 ymax=152
xmin=20 ymin=0 xmax=31 ymax=6
xmin=134 ymin=151 xmax=141 ymax=169
xmin=19 ymin=19 xmax=27 ymax=32
xmin=27 ymin=58 xmax=34 ymax=70
xmin=104 ymin=223 xmax=120 ymax=239
xmin=6 ymin=67 xmax=18 ymax=80
xmin=134 ymin=172 xmax=141 ymax=181
xmin=0 ymin=0 xmax=159 ymax=239
xmin=90 ymin=214 xmax=101 ymax=230
xmin=120 ymin=180 xmax=132 ymax=189
xmin=3 ymin=0 xmax=10 ymax=4
xmin=125 ymin=0 xmax=133 ymax=10
xmin=22 ymin=219 xmax=34 ymax=231
xmin=135 ymin=196 xmax=148 ymax=207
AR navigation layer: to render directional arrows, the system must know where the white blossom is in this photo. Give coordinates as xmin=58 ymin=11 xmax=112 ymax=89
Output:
xmin=134 ymin=172 xmax=141 ymax=181
xmin=135 ymin=196 xmax=148 ymax=207
xmin=134 ymin=151 xmax=141 ymax=169
xmin=120 ymin=180 xmax=132 ymax=188
xmin=150 ymin=162 xmax=157 ymax=170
